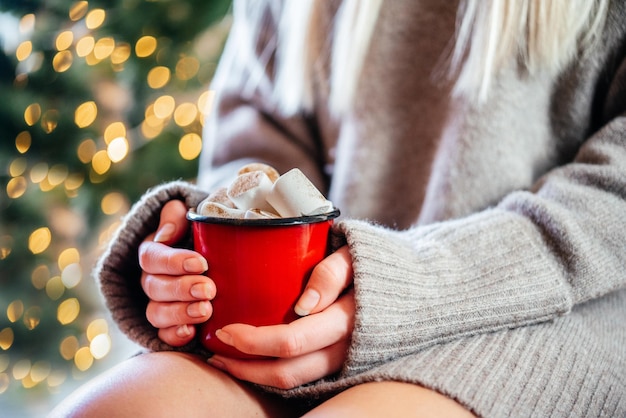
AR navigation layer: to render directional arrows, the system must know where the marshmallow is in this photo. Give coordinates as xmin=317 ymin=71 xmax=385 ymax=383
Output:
xmin=198 ymin=201 xmax=245 ymax=218
xmin=227 ymin=171 xmax=276 ymax=213
xmin=204 ymin=186 xmax=236 ymax=208
xmin=237 ymin=162 xmax=280 ymax=183
xmin=195 ymin=164 xmax=335 ymax=220
xmin=244 ymin=209 xmax=280 ymax=220
xmin=266 ymin=168 xmax=334 ymax=217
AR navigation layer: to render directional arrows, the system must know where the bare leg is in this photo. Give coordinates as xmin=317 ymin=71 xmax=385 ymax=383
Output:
xmin=305 ymin=381 xmax=475 ymax=418
xmin=48 ymin=351 xmax=304 ymax=418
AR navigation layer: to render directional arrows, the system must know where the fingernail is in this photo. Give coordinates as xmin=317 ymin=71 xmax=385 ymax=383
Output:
xmin=215 ymin=329 xmax=233 ymax=346
xmin=190 ymin=283 xmax=212 ymax=299
xmin=154 ymin=222 xmax=176 ymax=243
xmin=183 ymin=257 xmax=208 ymax=273
xmin=176 ymin=324 xmax=192 ymax=338
xmin=187 ymin=301 xmax=210 ymax=318
xmin=294 ymin=288 xmax=320 ymax=316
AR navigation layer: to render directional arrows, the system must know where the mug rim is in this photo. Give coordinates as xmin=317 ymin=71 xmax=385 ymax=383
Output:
xmin=187 ymin=208 xmax=340 ymax=226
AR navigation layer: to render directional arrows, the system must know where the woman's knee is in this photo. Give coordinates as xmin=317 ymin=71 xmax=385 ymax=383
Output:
xmin=49 ymin=351 xmax=292 ymax=418
xmin=304 ymin=381 xmax=475 ymax=418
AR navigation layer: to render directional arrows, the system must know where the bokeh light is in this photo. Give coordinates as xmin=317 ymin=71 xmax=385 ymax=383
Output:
xmin=176 ymin=56 xmax=200 ymax=80
xmin=0 ymin=236 xmax=12 ymax=260
xmin=147 ymin=66 xmax=171 ymax=89
xmin=0 ymin=329 xmax=13 ymax=350
xmin=111 ymin=43 xmax=131 ymax=65
xmin=56 ymin=31 xmax=74 ymax=51
xmin=6 ymin=177 xmax=27 ymax=199
xmin=15 ymin=131 xmax=32 ymax=153
xmin=75 ymin=101 xmax=98 ymax=128
xmin=41 ymin=109 xmax=60 ymax=133
xmin=30 ymin=162 xmax=48 ymax=183
xmin=24 ymin=103 xmax=41 ymax=126
xmin=10 ymin=158 xmax=27 ymax=177
xmin=198 ymin=90 xmax=216 ymax=116
xmin=74 ymin=347 xmax=93 ymax=371
xmin=85 ymin=9 xmax=106 ymax=29
xmin=60 ymin=336 xmax=79 ymax=361
xmin=12 ymin=359 xmax=31 ymax=380
xmin=19 ymin=13 xmax=36 ymax=34
xmin=94 ymin=37 xmax=115 ymax=60
xmin=23 ymin=307 xmax=42 ymax=330
xmin=107 ymin=137 xmax=129 ymax=162
xmin=101 ymin=192 xmax=127 ymax=215
xmin=57 ymin=298 xmax=80 ymax=325
xmin=135 ymin=35 xmax=157 ymax=57
xmin=61 ymin=264 xmax=82 ymax=289
xmin=7 ymin=301 xmax=24 ymax=323
xmin=179 ymin=133 xmax=202 ymax=160
xmin=31 ymin=265 xmax=50 ymax=290
xmin=29 ymin=227 xmax=52 ymax=254
xmin=77 ymin=139 xmax=97 ymax=163
xmin=69 ymin=2 xmax=88 ymax=21
xmin=53 ymin=50 xmax=73 ymax=72
xmin=91 ymin=150 xmax=111 ymax=175
xmin=46 ymin=276 xmax=65 ymax=300
xmin=90 ymin=334 xmax=111 ymax=359
xmin=153 ymin=95 xmax=176 ymax=118
xmin=1 ymin=0 xmax=231 ymax=408
xmin=16 ymin=41 xmax=33 ymax=61
xmin=104 ymin=122 xmax=126 ymax=144
xmin=174 ymin=102 xmax=198 ymax=127
xmin=76 ymin=36 xmax=95 ymax=57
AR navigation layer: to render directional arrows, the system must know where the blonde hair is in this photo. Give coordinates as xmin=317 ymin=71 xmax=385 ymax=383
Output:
xmin=452 ymin=0 xmax=610 ymax=100
xmin=267 ymin=0 xmax=610 ymax=114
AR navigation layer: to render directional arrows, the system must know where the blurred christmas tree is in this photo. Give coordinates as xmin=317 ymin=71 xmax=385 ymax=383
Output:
xmin=0 ymin=0 xmax=231 ymax=414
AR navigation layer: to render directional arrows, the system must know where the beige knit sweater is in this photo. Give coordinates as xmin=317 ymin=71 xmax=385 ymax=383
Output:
xmin=97 ymin=0 xmax=626 ymax=416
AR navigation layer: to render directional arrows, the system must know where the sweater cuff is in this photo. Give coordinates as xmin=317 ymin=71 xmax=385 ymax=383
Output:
xmin=336 ymin=209 xmax=573 ymax=376
xmin=95 ymin=180 xmax=210 ymax=356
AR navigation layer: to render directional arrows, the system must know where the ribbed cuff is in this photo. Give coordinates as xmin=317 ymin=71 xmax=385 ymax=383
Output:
xmin=96 ymin=180 xmax=210 ymax=355
xmin=337 ymin=209 xmax=573 ymax=376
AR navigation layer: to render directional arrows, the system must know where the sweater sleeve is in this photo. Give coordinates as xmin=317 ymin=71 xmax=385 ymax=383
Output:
xmin=95 ymin=180 xmax=210 ymax=355
xmin=338 ymin=107 xmax=626 ymax=376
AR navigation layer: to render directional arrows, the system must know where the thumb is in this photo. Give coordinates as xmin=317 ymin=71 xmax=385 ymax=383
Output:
xmin=153 ymin=200 xmax=190 ymax=245
xmin=295 ymin=245 xmax=353 ymax=316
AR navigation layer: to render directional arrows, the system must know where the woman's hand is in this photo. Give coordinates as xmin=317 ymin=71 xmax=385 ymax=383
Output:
xmin=207 ymin=246 xmax=355 ymax=389
xmin=139 ymin=200 xmax=215 ymax=347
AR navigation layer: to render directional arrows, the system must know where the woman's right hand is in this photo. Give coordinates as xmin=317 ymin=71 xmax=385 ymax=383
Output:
xmin=139 ymin=200 xmax=215 ymax=347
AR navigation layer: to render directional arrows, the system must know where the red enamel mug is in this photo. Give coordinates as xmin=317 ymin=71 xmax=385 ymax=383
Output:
xmin=187 ymin=208 xmax=340 ymax=358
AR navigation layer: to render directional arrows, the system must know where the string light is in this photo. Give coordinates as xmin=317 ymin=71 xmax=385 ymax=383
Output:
xmin=2 ymin=0 xmax=230 ymax=405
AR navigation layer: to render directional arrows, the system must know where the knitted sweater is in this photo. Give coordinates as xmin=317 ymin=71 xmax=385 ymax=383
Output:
xmin=96 ymin=0 xmax=626 ymax=416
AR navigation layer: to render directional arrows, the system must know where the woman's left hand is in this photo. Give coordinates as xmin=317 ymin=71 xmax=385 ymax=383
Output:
xmin=207 ymin=245 xmax=355 ymax=389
